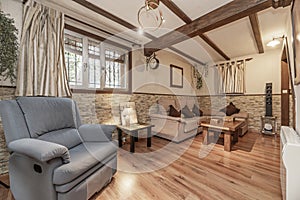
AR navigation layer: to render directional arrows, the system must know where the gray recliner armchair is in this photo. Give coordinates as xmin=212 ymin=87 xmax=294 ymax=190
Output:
xmin=0 ymin=97 xmax=117 ymax=200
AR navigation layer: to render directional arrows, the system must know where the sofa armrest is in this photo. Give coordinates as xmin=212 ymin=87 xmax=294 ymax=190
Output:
xmin=8 ymin=138 xmax=70 ymax=163
xmin=78 ymin=124 xmax=116 ymax=142
xmin=150 ymin=114 xmax=182 ymax=122
xmin=231 ymin=111 xmax=249 ymax=119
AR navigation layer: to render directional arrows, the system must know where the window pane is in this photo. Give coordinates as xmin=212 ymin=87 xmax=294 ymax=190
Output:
xmin=104 ymin=48 xmax=126 ymax=89
xmin=88 ymin=40 xmax=101 ymax=88
xmin=64 ymin=33 xmax=83 ymax=87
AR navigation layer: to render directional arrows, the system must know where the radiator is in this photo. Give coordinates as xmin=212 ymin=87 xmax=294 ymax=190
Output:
xmin=280 ymin=126 xmax=300 ymax=200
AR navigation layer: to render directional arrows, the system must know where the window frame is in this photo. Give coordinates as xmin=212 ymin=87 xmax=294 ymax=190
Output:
xmin=64 ymin=28 xmax=132 ymax=94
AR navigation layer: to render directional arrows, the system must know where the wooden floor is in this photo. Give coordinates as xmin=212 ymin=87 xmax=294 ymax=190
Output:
xmin=0 ymin=132 xmax=282 ymax=200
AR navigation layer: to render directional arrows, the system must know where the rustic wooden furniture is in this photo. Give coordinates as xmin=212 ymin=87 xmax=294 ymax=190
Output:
xmin=117 ymin=124 xmax=154 ymax=153
xmin=200 ymin=119 xmax=245 ymax=152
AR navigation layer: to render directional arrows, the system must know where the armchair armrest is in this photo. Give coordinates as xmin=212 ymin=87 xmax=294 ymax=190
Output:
xmin=78 ymin=124 xmax=116 ymax=142
xmin=150 ymin=114 xmax=182 ymax=122
xmin=8 ymin=138 xmax=70 ymax=163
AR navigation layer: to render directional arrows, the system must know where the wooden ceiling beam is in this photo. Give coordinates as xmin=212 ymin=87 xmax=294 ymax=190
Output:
xmin=161 ymin=0 xmax=230 ymax=60
xmin=249 ymin=13 xmax=264 ymax=53
xmin=71 ymin=0 xmax=205 ymax=65
xmin=144 ymin=0 xmax=273 ymax=56
xmin=72 ymin=0 xmax=155 ymax=40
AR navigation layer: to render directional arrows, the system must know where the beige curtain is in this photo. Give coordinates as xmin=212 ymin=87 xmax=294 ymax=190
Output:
xmin=217 ymin=60 xmax=245 ymax=94
xmin=16 ymin=0 xmax=71 ymax=97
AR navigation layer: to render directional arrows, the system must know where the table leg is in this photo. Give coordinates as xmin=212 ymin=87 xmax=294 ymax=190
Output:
xmin=224 ymin=131 xmax=232 ymax=152
xmin=118 ymin=128 xmax=123 ymax=147
xmin=233 ymin=130 xmax=238 ymax=144
xmin=147 ymin=127 xmax=152 ymax=147
xmin=203 ymin=128 xmax=209 ymax=145
xmin=130 ymin=131 xmax=137 ymax=153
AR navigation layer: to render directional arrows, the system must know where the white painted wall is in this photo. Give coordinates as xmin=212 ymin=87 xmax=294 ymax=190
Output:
xmin=202 ymin=49 xmax=282 ymax=95
xmin=244 ymin=49 xmax=282 ymax=94
xmin=132 ymin=49 xmax=198 ymax=96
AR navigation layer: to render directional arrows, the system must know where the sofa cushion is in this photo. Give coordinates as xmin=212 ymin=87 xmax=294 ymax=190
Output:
xmin=220 ymin=102 xmax=240 ymax=116
xmin=53 ymin=142 xmax=117 ymax=185
xmin=17 ymin=97 xmax=76 ymax=138
xmin=182 ymin=105 xmax=194 ymax=118
xmin=186 ymin=98 xmax=197 ymax=111
xmin=192 ymin=104 xmax=203 ymax=116
xmin=38 ymin=128 xmax=82 ymax=149
xmin=169 ymin=105 xmax=181 ymax=117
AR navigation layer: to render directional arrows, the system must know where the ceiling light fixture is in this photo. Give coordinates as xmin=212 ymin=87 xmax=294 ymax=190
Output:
xmin=267 ymin=36 xmax=284 ymax=47
xmin=137 ymin=0 xmax=164 ymax=31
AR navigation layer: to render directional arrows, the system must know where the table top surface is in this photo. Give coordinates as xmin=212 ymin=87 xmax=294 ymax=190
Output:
xmin=200 ymin=119 xmax=244 ymax=132
xmin=117 ymin=123 xmax=154 ymax=131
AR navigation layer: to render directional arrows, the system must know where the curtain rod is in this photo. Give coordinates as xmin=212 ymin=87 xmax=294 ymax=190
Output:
xmin=211 ymin=57 xmax=253 ymax=67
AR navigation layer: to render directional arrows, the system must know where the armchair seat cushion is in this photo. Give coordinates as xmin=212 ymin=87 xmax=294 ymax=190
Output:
xmin=53 ymin=142 xmax=117 ymax=185
xmin=38 ymin=128 xmax=82 ymax=149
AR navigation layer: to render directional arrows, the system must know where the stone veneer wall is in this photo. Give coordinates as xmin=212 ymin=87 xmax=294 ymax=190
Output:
xmin=198 ymin=94 xmax=294 ymax=132
xmin=0 ymin=87 xmax=17 ymax=174
xmin=72 ymin=93 xmax=177 ymax=124
xmin=0 ymin=91 xmax=294 ymax=174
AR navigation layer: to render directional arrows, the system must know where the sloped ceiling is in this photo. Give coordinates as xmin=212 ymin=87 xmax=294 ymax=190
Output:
xmin=43 ymin=0 xmax=291 ymax=64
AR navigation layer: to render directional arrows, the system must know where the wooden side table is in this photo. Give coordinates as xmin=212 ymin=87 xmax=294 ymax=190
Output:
xmin=117 ymin=123 xmax=154 ymax=153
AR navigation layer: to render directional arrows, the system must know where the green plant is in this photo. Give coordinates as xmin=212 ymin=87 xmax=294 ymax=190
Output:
xmin=196 ymin=74 xmax=203 ymax=89
xmin=193 ymin=67 xmax=203 ymax=89
xmin=0 ymin=10 xmax=18 ymax=84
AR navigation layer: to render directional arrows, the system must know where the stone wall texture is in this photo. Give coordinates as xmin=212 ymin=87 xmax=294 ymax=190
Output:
xmin=198 ymin=94 xmax=294 ymax=132
xmin=0 ymin=87 xmax=16 ymax=174
xmin=0 ymin=90 xmax=294 ymax=174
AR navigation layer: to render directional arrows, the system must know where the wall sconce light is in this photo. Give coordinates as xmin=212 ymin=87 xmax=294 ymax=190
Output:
xmin=267 ymin=36 xmax=284 ymax=47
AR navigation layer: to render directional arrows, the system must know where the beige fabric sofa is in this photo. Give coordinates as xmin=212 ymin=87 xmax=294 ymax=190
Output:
xmin=150 ymin=97 xmax=249 ymax=143
xmin=150 ymin=97 xmax=203 ymax=143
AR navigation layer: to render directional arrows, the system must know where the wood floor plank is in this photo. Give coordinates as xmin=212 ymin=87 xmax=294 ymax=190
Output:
xmin=0 ymin=132 xmax=282 ymax=200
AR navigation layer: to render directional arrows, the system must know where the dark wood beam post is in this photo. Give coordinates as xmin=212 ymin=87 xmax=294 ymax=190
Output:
xmin=144 ymin=0 xmax=273 ymax=56
xmin=249 ymin=13 xmax=264 ymax=54
xmin=160 ymin=0 xmax=230 ymax=60
xmin=71 ymin=0 xmax=205 ymax=65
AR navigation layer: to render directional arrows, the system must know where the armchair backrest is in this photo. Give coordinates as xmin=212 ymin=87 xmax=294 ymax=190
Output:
xmin=0 ymin=100 xmax=31 ymax=144
xmin=0 ymin=97 xmax=82 ymax=147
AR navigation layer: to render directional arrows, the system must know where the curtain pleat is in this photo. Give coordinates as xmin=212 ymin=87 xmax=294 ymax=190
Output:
xmin=15 ymin=0 xmax=71 ymax=97
xmin=217 ymin=60 xmax=245 ymax=94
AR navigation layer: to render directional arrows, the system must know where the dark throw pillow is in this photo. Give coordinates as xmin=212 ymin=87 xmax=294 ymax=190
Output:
xmin=182 ymin=105 xmax=194 ymax=118
xmin=192 ymin=104 xmax=203 ymax=116
xmin=169 ymin=105 xmax=181 ymax=117
xmin=220 ymin=102 xmax=240 ymax=116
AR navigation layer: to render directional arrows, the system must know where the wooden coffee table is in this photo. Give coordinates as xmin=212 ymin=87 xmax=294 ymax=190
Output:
xmin=117 ymin=123 xmax=154 ymax=153
xmin=200 ymin=119 xmax=244 ymax=152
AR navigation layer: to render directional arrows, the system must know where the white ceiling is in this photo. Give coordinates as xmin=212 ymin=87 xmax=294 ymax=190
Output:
xmin=44 ymin=0 xmax=291 ymax=64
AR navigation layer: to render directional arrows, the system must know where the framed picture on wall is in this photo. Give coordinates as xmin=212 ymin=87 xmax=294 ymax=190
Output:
xmin=292 ymin=0 xmax=300 ymax=84
xmin=170 ymin=64 xmax=183 ymax=88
